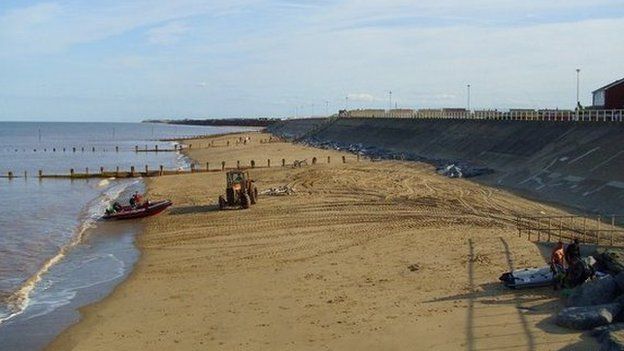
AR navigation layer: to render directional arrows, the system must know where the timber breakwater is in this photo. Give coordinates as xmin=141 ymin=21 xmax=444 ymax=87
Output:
xmin=268 ymin=118 xmax=624 ymax=216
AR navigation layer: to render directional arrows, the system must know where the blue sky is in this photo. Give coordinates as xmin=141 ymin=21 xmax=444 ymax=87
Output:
xmin=1 ymin=0 xmax=623 ymax=121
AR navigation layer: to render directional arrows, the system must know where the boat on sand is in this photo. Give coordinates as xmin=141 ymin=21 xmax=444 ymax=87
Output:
xmin=102 ymin=200 xmax=172 ymax=220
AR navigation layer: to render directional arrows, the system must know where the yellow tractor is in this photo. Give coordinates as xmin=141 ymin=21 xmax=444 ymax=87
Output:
xmin=218 ymin=170 xmax=258 ymax=210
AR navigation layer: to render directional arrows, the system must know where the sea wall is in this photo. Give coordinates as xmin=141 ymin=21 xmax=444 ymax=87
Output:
xmin=268 ymin=118 xmax=624 ymax=215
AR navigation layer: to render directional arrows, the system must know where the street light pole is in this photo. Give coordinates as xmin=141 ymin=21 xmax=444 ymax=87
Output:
xmin=467 ymin=84 xmax=471 ymax=112
xmin=576 ymin=68 xmax=581 ymax=109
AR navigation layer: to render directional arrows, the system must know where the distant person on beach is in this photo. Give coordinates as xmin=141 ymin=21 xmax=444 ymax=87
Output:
xmin=550 ymin=241 xmax=565 ymax=290
xmin=565 ymin=238 xmax=581 ymax=264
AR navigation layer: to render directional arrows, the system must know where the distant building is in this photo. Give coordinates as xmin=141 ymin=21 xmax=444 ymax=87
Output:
xmin=592 ymin=78 xmax=624 ymax=109
xmin=388 ymin=109 xmax=414 ymax=118
xmin=348 ymin=109 xmax=386 ymax=118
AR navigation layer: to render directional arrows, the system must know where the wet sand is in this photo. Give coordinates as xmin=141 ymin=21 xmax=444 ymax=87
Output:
xmin=47 ymin=131 xmax=597 ymax=350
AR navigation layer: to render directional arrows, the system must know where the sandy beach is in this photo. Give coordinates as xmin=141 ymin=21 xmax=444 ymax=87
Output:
xmin=47 ymin=131 xmax=598 ymax=350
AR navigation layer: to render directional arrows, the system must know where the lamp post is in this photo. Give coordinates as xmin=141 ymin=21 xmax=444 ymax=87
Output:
xmin=467 ymin=84 xmax=471 ymax=112
xmin=576 ymin=68 xmax=581 ymax=108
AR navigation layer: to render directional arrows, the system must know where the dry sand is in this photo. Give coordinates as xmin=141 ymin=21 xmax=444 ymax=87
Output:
xmin=47 ymin=131 xmax=598 ymax=350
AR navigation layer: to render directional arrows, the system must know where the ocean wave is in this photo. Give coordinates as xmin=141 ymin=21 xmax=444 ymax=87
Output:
xmin=0 ymin=179 xmax=140 ymax=325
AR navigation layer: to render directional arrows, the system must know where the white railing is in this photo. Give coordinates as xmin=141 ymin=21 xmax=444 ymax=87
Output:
xmin=342 ymin=109 xmax=624 ymax=122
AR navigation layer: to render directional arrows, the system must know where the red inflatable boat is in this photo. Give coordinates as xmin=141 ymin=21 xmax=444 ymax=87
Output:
xmin=102 ymin=200 xmax=173 ymax=220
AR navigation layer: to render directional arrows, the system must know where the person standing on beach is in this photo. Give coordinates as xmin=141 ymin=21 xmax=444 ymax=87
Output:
xmin=565 ymin=238 xmax=581 ymax=264
xmin=550 ymin=241 xmax=565 ymax=290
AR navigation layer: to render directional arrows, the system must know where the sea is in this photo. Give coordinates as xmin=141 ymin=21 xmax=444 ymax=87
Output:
xmin=0 ymin=122 xmax=251 ymax=350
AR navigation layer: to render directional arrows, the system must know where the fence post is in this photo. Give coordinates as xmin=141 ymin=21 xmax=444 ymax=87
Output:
xmin=100 ymin=166 xmax=104 ymax=175
xmin=116 ymin=146 xmax=119 ymax=152
xmin=327 ymin=156 xmax=331 ymax=164
xmin=282 ymin=159 xmax=286 ymax=167
xmin=145 ymin=165 xmax=149 ymax=174
xmin=155 ymin=145 xmax=158 ymax=152
xmin=39 ymin=170 xmax=42 ymax=178
xmin=267 ymin=159 xmax=271 ymax=168
xmin=237 ymin=161 xmax=240 ymax=169
xmin=251 ymin=160 xmax=255 ymax=168
xmin=24 ymin=171 xmax=27 ymax=178
xmin=206 ymin=162 xmax=209 ymax=171
xmin=190 ymin=164 xmax=195 ymax=173
xmin=342 ymin=155 xmax=346 ymax=163
xmin=135 ymin=145 xmax=138 ymax=153
xmin=312 ymin=157 xmax=317 ymax=165
xmin=160 ymin=165 xmax=164 ymax=176
xmin=85 ymin=167 xmax=89 ymax=175
xmin=357 ymin=154 xmax=360 ymax=162
xmin=548 ymin=217 xmax=552 ymax=241
xmin=130 ymin=166 xmax=135 ymax=177
xmin=597 ymin=215 xmax=602 ymax=245
xmin=221 ymin=161 xmax=225 ymax=171
xmin=73 ymin=147 xmax=76 ymax=153
xmin=612 ymin=215 xmax=616 ymax=246
xmin=70 ymin=168 xmax=74 ymax=177
xmin=7 ymin=171 xmax=13 ymax=179
xmin=116 ymin=166 xmax=119 ymax=177
xmin=92 ymin=147 xmax=95 ymax=152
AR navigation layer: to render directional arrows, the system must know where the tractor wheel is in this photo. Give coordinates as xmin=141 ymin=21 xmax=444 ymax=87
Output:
xmin=218 ymin=195 xmax=227 ymax=210
xmin=241 ymin=193 xmax=251 ymax=209
xmin=249 ymin=185 xmax=257 ymax=205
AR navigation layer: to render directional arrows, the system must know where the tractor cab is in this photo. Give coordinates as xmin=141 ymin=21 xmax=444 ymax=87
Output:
xmin=219 ymin=170 xmax=258 ymax=209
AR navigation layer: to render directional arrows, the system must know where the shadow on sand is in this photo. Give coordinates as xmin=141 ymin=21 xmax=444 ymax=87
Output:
xmin=431 ymin=237 xmax=600 ymax=350
xmin=168 ymin=204 xmax=220 ymax=215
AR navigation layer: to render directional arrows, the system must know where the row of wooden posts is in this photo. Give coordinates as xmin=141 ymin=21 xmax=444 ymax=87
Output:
xmin=3 ymin=154 xmax=359 ymax=179
xmin=516 ymin=214 xmax=624 ymax=247
xmin=4 ymin=137 xmax=277 ymax=153
xmin=3 ymin=145 xmax=187 ymax=153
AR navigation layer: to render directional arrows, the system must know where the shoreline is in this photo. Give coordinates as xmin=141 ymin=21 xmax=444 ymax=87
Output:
xmin=46 ymin=131 xmax=598 ymax=350
xmin=0 ymin=179 xmax=143 ymax=350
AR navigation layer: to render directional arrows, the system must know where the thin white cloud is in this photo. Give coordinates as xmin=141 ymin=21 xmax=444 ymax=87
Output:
xmin=347 ymin=93 xmax=376 ymax=102
xmin=147 ymin=21 xmax=190 ymax=45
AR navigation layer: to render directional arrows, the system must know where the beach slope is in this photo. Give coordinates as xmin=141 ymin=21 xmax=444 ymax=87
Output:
xmin=47 ymin=132 xmax=596 ymax=350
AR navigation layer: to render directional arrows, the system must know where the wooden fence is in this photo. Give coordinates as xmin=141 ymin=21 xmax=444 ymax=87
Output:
xmin=0 ymin=154 xmax=357 ymax=180
xmin=516 ymin=214 xmax=624 ymax=247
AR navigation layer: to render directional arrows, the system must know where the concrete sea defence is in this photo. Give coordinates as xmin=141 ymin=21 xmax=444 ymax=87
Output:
xmin=268 ymin=118 xmax=624 ymax=216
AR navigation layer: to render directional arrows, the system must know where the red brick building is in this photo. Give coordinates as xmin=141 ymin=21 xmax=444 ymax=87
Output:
xmin=592 ymin=78 xmax=624 ymax=109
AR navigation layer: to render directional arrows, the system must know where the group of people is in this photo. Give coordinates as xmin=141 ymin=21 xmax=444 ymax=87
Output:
xmin=105 ymin=191 xmax=145 ymax=215
xmin=550 ymin=238 xmax=594 ymax=290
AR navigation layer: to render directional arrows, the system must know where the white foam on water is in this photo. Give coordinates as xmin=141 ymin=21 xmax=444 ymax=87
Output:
xmin=0 ymin=179 xmax=139 ymax=325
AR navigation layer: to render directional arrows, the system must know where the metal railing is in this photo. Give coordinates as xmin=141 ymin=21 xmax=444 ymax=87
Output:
xmin=343 ymin=109 xmax=624 ymax=122
xmin=516 ymin=214 xmax=624 ymax=246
